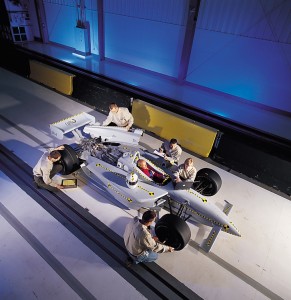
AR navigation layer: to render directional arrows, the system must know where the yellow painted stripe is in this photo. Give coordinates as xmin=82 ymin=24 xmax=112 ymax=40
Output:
xmin=50 ymin=112 xmax=84 ymax=125
xmin=206 ymin=230 xmax=217 ymax=246
xmin=97 ymin=164 xmax=155 ymax=196
xmin=108 ymin=183 xmax=133 ymax=202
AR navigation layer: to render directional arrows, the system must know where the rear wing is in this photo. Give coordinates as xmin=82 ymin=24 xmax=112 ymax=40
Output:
xmin=50 ymin=112 xmax=95 ymax=140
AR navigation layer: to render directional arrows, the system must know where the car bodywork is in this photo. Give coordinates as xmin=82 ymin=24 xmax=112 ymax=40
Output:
xmin=51 ymin=112 xmax=241 ymax=252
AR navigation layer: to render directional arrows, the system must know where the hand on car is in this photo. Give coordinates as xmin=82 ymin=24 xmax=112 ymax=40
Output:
xmin=56 ymin=184 xmax=64 ymax=189
xmin=56 ymin=145 xmax=65 ymax=151
xmin=168 ymin=247 xmax=174 ymax=252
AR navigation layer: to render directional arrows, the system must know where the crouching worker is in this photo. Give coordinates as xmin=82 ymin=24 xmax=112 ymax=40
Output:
xmin=123 ymin=210 xmax=174 ymax=265
xmin=33 ymin=145 xmax=65 ymax=192
xmin=137 ymin=159 xmax=165 ymax=184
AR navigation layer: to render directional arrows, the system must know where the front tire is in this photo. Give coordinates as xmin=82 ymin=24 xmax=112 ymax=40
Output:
xmin=155 ymin=214 xmax=191 ymax=251
xmin=192 ymin=168 xmax=222 ymax=196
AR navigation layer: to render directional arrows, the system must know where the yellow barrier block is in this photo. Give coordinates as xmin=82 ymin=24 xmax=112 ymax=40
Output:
xmin=132 ymin=99 xmax=218 ymax=158
xmin=29 ymin=60 xmax=75 ymax=95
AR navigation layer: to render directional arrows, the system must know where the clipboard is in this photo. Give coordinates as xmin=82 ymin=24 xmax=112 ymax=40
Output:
xmin=61 ymin=178 xmax=78 ymax=188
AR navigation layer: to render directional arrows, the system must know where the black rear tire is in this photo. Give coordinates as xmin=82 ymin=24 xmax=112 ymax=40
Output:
xmin=155 ymin=214 xmax=191 ymax=251
xmin=59 ymin=144 xmax=81 ymax=175
xmin=192 ymin=168 xmax=222 ymax=196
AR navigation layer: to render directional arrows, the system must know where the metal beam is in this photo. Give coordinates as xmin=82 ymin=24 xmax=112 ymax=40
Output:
xmin=34 ymin=0 xmax=49 ymax=43
xmin=97 ymin=0 xmax=105 ymax=61
xmin=177 ymin=0 xmax=201 ymax=83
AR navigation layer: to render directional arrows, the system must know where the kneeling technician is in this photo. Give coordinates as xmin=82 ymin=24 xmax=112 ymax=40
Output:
xmin=123 ymin=210 xmax=174 ymax=264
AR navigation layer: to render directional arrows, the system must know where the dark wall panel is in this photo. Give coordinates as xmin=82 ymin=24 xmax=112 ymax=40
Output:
xmin=211 ymin=134 xmax=291 ymax=196
xmin=72 ymin=75 xmax=132 ymax=115
xmin=0 ymin=43 xmax=30 ymax=77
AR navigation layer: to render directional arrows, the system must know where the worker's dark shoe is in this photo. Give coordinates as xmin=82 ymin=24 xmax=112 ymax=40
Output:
xmin=125 ymin=257 xmax=133 ymax=268
xmin=33 ymin=181 xmax=39 ymax=189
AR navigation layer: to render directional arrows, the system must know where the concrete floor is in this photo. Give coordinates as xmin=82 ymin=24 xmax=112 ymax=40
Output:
xmin=0 ymin=67 xmax=290 ymax=299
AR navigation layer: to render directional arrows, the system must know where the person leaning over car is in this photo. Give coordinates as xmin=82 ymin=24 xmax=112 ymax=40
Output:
xmin=33 ymin=145 xmax=65 ymax=192
xmin=173 ymin=157 xmax=197 ymax=184
xmin=102 ymin=102 xmax=134 ymax=131
xmin=159 ymin=138 xmax=182 ymax=165
xmin=123 ymin=210 xmax=174 ymax=264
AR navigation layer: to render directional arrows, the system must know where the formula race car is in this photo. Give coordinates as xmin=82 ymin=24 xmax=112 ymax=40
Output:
xmin=51 ymin=112 xmax=241 ymax=252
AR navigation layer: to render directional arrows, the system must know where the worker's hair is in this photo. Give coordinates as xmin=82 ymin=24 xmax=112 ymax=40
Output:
xmin=170 ymin=138 xmax=178 ymax=144
xmin=185 ymin=157 xmax=193 ymax=165
xmin=142 ymin=210 xmax=156 ymax=222
xmin=49 ymin=150 xmax=61 ymax=160
xmin=109 ymin=103 xmax=118 ymax=110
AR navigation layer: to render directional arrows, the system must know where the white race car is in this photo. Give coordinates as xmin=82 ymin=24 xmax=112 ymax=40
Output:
xmin=52 ymin=112 xmax=241 ymax=252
